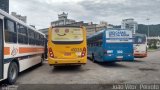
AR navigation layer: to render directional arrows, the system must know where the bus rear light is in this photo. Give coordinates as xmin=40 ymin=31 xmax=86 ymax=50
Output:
xmin=81 ymin=47 xmax=86 ymax=57
xmin=49 ymin=48 xmax=54 ymax=58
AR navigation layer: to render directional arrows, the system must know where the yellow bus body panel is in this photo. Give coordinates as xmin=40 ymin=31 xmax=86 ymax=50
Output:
xmin=48 ymin=26 xmax=87 ymax=66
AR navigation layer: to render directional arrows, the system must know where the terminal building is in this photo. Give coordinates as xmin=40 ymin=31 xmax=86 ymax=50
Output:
xmin=11 ymin=12 xmax=27 ymax=23
xmin=39 ymin=28 xmax=49 ymax=38
xmin=39 ymin=12 xmax=85 ymax=37
xmin=121 ymin=18 xmax=138 ymax=34
xmin=0 ymin=0 xmax=9 ymax=13
xmin=39 ymin=12 xmax=113 ymax=37
xmin=51 ymin=12 xmax=76 ymax=26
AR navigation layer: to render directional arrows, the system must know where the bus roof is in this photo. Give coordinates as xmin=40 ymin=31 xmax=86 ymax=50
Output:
xmin=52 ymin=25 xmax=81 ymax=28
xmin=0 ymin=9 xmax=45 ymax=36
xmin=87 ymin=30 xmax=104 ymax=40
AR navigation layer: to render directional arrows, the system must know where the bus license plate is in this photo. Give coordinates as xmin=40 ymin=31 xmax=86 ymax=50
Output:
xmin=64 ymin=52 xmax=71 ymax=56
xmin=117 ymin=56 xmax=123 ymax=59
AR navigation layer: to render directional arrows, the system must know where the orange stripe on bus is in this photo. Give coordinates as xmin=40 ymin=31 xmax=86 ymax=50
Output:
xmin=4 ymin=47 xmax=10 ymax=55
xmin=19 ymin=47 xmax=44 ymax=54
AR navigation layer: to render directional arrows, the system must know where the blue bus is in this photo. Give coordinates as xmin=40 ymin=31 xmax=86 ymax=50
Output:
xmin=87 ymin=29 xmax=134 ymax=62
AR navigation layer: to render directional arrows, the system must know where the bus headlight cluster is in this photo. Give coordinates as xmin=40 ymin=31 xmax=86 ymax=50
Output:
xmin=107 ymin=50 xmax=113 ymax=53
xmin=117 ymin=50 xmax=123 ymax=53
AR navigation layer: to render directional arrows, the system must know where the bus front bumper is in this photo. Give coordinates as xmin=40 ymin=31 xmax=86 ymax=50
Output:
xmin=134 ymin=53 xmax=147 ymax=58
xmin=103 ymin=55 xmax=134 ymax=62
xmin=48 ymin=58 xmax=87 ymax=66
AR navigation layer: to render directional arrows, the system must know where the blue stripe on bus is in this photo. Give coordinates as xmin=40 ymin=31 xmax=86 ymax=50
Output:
xmin=3 ymin=54 xmax=42 ymax=64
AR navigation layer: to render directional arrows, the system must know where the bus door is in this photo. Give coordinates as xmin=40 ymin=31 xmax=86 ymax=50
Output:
xmin=0 ymin=18 xmax=4 ymax=79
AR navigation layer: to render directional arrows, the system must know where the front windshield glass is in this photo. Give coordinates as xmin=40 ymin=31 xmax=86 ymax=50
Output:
xmin=52 ymin=27 xmax=83 ymax=44
xmin=133 ymin=35 xmax=146 ymax=44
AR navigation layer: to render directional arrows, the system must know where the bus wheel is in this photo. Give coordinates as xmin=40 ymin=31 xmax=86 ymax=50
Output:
xmin=92 ymin=54 xmax=95 ymax=63
xmin=39 ymin=54 xmax=45 ymax=66
xmin=7 ymin=62 xmax=18 ymax=85
xmin=76 ymin=65 xmax=82 ymax=68
xmin=53 ymin=66 xmax=59 ymax=69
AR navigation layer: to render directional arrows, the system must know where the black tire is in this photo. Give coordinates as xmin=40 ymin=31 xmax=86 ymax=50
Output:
xmin=7 ymin=62 xmax=18 ymax=85
xmin=39 ymin=54 xmax=45 ymax=66
xmin=76 ymin=65 xmax=82 ymax=67
xmin=53 ymin=66 xmax=59 ymax=69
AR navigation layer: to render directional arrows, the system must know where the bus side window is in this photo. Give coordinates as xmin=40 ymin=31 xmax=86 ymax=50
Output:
xmin=38 ymin=34 xmax=42 ymax=46
xmin=95 ymin=42 xmax=97 ymax=46
xmin=17 ymin=24 xmax=28 ymax=44
xmin=89 ymin=43 xmax=91 ymax=47
xmin=99 ymin=42 xmax=102 ymax=47
xmin=93 ymin=43 xmax=95 ymax=46
xmin=92 ymin=43 xmax=94 ymax=46
xmin=40 ymin=34 xmax=43 ymax=46
xmin=40 ymin=35 xmax=44 ymax=46
xmin=43 ymin=36 xmax=45 ymax=46
xmin=33 ymin=31 xmax=36 ymax=45
xmin=36 ymin=33 xmax=42 ymax=46
xmin=37 ymin=34 xmax=40 ymax=45
xmin=98 ymin=42 xmax=100 ymax=47
xmin=34 ymin=33 xmax=38 ymax=45
xmin=4 ymin=18 xmax=17 ymax=43
xmin=28 ymin=29 xmax=35 ymax=45
xmin=92 ymin=43 xmax=94 ymax=47
xmin=90 ymin=43 xmax=92 ymax=47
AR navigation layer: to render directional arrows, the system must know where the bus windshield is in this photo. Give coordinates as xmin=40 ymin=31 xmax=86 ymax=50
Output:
xmin=133 ymin=36 xmax=146 ymax=44
xmin=52 ymin=27 xmax=83 ymax=44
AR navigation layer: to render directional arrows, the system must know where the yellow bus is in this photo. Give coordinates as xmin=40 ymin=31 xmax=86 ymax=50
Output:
xmin=48 ymin=26 xmax=87 ymax=66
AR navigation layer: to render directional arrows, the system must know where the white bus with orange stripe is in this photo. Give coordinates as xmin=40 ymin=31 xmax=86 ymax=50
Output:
xmin=0 ymin=9 xmax=45 ymax=84
xmin=133 ymin=34 xmax=147 ymax=58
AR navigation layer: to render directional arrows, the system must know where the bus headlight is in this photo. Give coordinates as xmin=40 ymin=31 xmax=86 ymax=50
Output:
xmin=117 ymin=50 xmax=123 ymax=53
xmin=107 ymin=50 xmax=113 ymax=53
